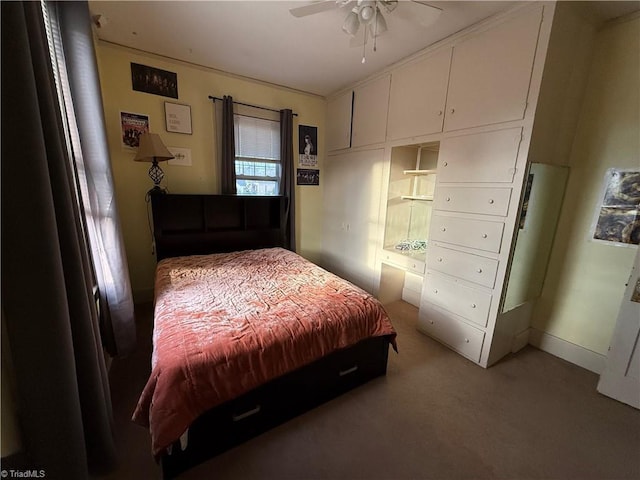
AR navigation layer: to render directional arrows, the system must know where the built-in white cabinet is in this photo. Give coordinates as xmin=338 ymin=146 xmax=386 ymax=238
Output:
xmin=326 ymin=91 xmax=353 ymax=151
xmin=444 ymin=6 xmax=543 ymax=131
xmin=351 ymin=75 xmax=391 ymax=148
xmin=387 ymin=49 xmax=452 ymax=141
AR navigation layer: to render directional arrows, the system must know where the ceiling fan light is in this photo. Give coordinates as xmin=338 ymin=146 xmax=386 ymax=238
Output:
xmin=342 ymin=7 xmax=360 ymax=36
xmin=373 ymin=7 xmax=387 ymax=35
xmin=358 ymin=1 xmax=376 ymax=24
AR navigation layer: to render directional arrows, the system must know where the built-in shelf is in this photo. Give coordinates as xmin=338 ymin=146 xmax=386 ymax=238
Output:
xmin=401 ymin=195 xmax=434 ymax=201
xmin=403 ymin=169 xmax=437 ymax=176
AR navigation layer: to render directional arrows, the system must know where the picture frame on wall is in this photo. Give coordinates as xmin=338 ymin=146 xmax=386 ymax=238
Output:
xmin=120 ymin=111 xmax=149 ymax=149
xmin=164 ymin=102 xmax=192 ymax=135
xmin=131 ymin=62 xmax=178 ymax=99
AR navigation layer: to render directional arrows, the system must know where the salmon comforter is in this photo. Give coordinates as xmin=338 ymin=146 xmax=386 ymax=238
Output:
xmin=132 ymin=247 xmax=396 ymax=457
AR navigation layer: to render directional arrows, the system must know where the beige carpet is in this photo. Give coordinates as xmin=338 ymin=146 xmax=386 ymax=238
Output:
xmin=102 ymin=301 xmax=640 ymax=480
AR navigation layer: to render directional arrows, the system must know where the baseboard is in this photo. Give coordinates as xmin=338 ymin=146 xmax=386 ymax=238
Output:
xmin=528 ymin=328 xmax=607 ymax=374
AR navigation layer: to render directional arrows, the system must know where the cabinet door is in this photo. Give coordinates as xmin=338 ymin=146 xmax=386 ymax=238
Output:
xmin=322 ymin=149 xmax=385 ymax=293
xmin=351 ymin=75 xmax=391 ymax=148
xmin=438 ymin=128 xmax=523 ymax=183
xmin=327 ymin=91 xmax=353 ymax=151
xmin=387 ymin=49 xmax=452 ymax=141
xmin=444 ymin=7 xmax=543 ymax=131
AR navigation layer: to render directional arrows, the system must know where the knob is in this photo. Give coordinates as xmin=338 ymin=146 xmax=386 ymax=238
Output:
xmin=446 ymin=197 xmax=451 ymax=202
xmin=437 ymin=257 xmax=443 ymax=262
xmin=429 ymin=320 xmax=434 ymax=324
xmin=441 ymin=227 xmax=446 ymax=232
xmin=488 ymin=199 xmax=495 ymax=204
xmin=412 ymin=264 xmax=416 ymax=268
xmin=443 ymin=161 xmax=448 ymax=167
xmin=471 ymin=303 xmax=477 ymax=309
xmin=477 ymin=268 xmax=483 ymax=273
xmin=438 ymin=110 xmax=443 ymax=116
xmin=433 ymin=289 xmax=438 ymax=294
xmin=450 ymin=108 xmax=455 ymax=114
xmin=465 ymin=338 xmax=470 ymax=343
xmin=482 ymin=233 xmax=488 ymax=238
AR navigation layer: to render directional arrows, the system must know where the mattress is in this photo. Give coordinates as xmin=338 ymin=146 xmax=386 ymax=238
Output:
xmin=132 ymin=247 xmax=396 ymax=457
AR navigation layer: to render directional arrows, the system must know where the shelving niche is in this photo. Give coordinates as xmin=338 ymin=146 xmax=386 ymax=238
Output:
xmin=380 ymin=142 xmax=439 ymax=307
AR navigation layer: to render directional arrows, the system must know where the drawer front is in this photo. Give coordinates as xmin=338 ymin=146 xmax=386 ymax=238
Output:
xmin=423 ymin=271 xmax=492 ymax=327
xmin=427 ymin=245 xmax=499 ymax=288
xmin=417 ymin=302 xmax=485 ymax=362
xmin=438 ymin=128 xmax=523 ymax=183
xmin=381 ymin=250 xmax=426 ymax=275
xmin=430 ymin=215 xmax=505 ymax=253
xmin=435 ymin=186 xmax=512 ymax=216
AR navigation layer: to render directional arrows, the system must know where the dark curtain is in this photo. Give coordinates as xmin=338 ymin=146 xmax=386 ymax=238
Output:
xmin=220 ymin=95 xmax=237 ymax=194
xmin=280 ymin=109 xmax=296 ymax=251
xmin=56 ymin=1 xmax=136 ymax=357
xmin=1 ymin=1 xmax=117 ymax=477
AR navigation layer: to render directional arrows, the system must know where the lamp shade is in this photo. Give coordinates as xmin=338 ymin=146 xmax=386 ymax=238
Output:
xmin=133 ymin=133 xmax=174 ymax=162
xmin=342 ymin=7 xmax=360 ymax=36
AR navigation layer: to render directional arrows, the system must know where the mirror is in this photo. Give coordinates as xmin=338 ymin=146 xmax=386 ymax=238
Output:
xmin=501 ymin=163 xmax=569 ymax=313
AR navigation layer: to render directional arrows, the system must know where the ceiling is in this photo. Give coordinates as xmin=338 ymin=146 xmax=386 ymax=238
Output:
xmin=88 ymin=1 xmax=640 ymax=97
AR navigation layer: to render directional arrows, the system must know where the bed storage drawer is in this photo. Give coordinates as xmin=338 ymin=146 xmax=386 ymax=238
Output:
xmin=161 ymin=336 xmax=390 ymax=479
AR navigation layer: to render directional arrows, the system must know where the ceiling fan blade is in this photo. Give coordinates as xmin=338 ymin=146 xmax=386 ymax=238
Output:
xmin=289 ymin=1 xmax=337 ymax=18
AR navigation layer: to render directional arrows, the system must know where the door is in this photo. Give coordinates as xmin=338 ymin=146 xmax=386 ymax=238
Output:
xmin=351 ymin=76 xmax=390 ymax=148
xmin=597 ymin=250 xmax=640 ymax=409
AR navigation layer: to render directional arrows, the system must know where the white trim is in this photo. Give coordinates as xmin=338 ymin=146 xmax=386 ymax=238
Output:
xmin=528 ymin=328 xmax=607 ymax=374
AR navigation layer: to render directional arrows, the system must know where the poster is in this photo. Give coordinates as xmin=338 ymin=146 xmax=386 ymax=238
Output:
xmin=297 ymin=168 xmax=319 ymax=186
xmin=592 ymin=169 xmax=640 ymax=245
xmin=298 ymin=125 xmax=318 ymax=167
xmin=120 ymin=111 xmax=149 ymax=149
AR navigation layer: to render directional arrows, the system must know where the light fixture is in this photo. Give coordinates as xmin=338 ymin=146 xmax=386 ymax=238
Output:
xmin=133 ymin=133 xmax=174 ymax=194
xmin=342 ymin=6 xmax=360 ymax=36
xmin=358 ymin=1 xmax=376 ymax=24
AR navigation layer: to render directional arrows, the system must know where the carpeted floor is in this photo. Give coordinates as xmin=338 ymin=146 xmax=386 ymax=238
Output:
xmin=102 ymin=300 xmax=640 ymax=480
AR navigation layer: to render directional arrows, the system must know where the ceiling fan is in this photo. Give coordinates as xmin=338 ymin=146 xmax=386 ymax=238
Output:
xmin=290 ymin=1 xmax=442 ymax=62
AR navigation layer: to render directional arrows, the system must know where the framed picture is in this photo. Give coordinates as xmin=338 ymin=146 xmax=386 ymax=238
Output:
xmin=131 ymin=63 xmax=178 ymax=99
xmin=167 ymin=146 xmax=192 ymax=167
xmin=297 ymin=168 xmax=320 ymax=186
xmin=164 ymin=102 xmax=192 ymax=134
xmin=591 ymin=168 xmax=640 ymax=246
xmin=120 ymin=111 xmax=149 ymax=149
xmin=298 ymin=125 xmax=318 ymax=167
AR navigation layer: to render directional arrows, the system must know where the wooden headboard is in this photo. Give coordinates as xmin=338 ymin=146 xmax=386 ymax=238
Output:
xmin=150 ymin=193 xmax=288 ymax=261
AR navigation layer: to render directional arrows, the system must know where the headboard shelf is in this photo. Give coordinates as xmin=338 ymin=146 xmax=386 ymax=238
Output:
xmin=150 ymin=193 xmax=287 ymax=260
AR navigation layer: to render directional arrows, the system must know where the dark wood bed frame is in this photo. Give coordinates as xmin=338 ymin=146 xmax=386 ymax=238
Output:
xmin=150 ymin=193 xmax=392 ymax=479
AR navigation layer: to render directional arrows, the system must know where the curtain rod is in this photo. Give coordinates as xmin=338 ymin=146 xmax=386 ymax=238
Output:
xmin=208 ymin=96 xmax=298 ymax=117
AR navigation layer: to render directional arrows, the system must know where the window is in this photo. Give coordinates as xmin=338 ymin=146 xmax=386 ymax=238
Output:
xmin=234 ymin=114 xmax=281 ymax=195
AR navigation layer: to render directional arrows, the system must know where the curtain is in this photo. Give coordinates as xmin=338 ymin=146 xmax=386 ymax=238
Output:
xmin=54 ymin=1 xmax=136 ymax=357
xmin=219 ymin=95 xmax=237 ymax=194
xmin=280 ymin=109 xmax=296 ymax=251
xmin=1 ymin=1 xmax=117 ymax=477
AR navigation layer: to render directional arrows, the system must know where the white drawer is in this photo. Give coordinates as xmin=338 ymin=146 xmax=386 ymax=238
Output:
xmin=417 ymin=302 xmax=485 ymax=362
xmin=435 ymin=186 xmax=512 ymax=216
xmin=381 ymin=250 xmax=426 ymax=275
xmin=438 ymin=128 xmax=523 ymax=183
xmin=422 ymin=271 xmax=492 ymax=327
xmin=430 ymin=215 xmax=505 ymax=253
xmin=427 ymin=245 xmax=499 ymax=288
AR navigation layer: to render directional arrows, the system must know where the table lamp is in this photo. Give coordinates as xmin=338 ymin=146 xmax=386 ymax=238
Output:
xmin=134 ymin=133 xmax=174 ymax=194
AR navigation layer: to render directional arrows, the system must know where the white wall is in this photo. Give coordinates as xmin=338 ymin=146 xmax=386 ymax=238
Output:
xmin=531 ymin=14 xmax=640 ymax=360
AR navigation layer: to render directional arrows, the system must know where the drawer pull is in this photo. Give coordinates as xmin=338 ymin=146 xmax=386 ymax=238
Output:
xmin=488 ymin=199 xmax=495 ymax=204
xmin=482 ymin=233 xmax=488 ymax=238
xmin=465 ymin=338 xmax=470 ymax=343
xmin=441 ymin=227 xmax=446 ymax=232
xmin=412 ymin=264 xmax=416 ymax=268
xmin=437 ymin=257 xmax=443 ymax=262
xmin=339 ymin=365 xmax=359 ymax=377
xmin=438 ymin=110 xmax=443 ymax=116
xmin=232 ymin=405 xmax=261 ymax=422
xmin=471 ymin=303 xmax=477 ymax=308
xmin=443 ymin=161 xmax=448 ymax=167
xmin=433 ymin=289 xmax=438 ymax=294
xmin=446 ymin=197 xmax=451 ymax=202
xmin=477 ymin=268 xmax=483 ymax=273
xmin=450 ymin=108 xmax=455 ymax=114
xmin=429 ymin=320 xmax=434 ymax=324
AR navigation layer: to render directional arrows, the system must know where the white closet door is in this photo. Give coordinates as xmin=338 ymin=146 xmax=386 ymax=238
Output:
xmin=351 ymin=76 xmax=391 ymax=148
xmin=327 ymin=91 xmax=353 ymax=152
xmin=444 ymin=6 xmax=543 ymax=131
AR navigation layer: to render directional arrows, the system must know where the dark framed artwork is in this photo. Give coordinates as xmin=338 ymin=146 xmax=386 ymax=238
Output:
xmin=519 ymin=173 xmax=535 ymax=230
xmin=131 ymin=63 xmax=178 ymax=99
xmin=297 ymin=168 xmax=320 ymax=186
xmin=592 ymin=169 xmax=640 ymax=245
xmin=298 ymin=125 xmax=318 ymax=167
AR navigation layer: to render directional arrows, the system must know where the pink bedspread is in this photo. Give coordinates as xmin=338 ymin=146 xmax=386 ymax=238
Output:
xmin=132 ymin=248 xmax=396 ymax=457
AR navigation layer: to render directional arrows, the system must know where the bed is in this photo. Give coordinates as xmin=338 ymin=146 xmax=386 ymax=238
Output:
xmin=133 ymin=194 xmax=396 ymax=479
